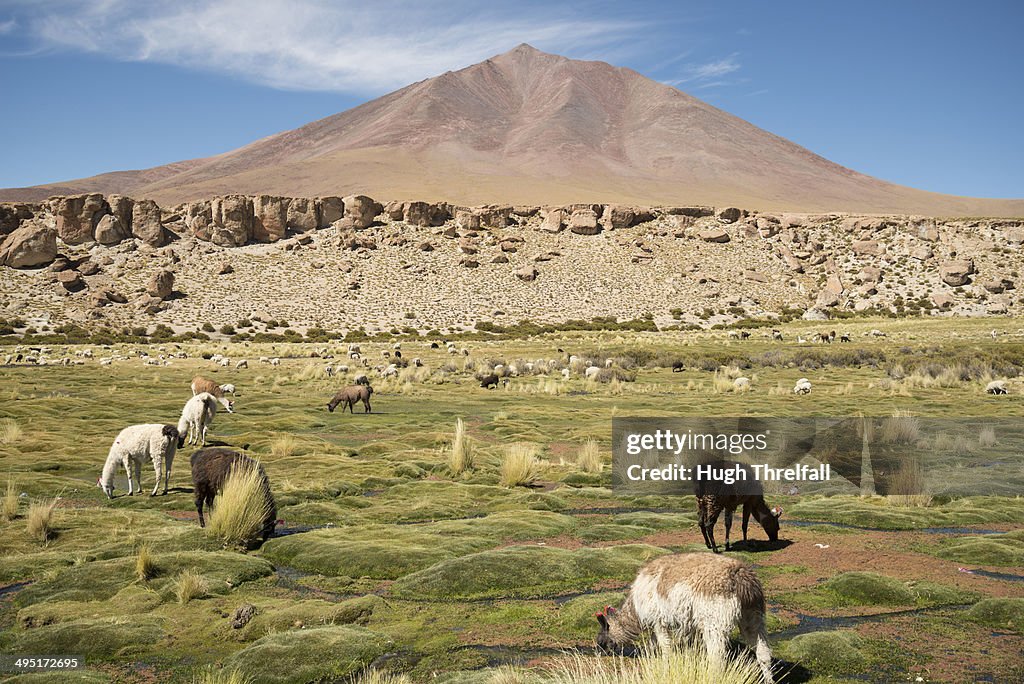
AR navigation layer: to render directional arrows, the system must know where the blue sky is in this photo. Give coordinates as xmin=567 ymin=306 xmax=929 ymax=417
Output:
xmin=0 ymin=0 xmax=1021 ymax=198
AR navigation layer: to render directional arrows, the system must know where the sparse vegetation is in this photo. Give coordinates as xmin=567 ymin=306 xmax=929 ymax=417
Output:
xmin=26 ymin=497 xmax=58 ymax=543
xmin=175 ymin=568 xmax=209 ymax=604
xmin=499 ymin=444 xmax=541 ymax=487
xmin=0 ymin=418 xmax=22 ymax=444
xmin=135 ymin=544 xmax=157 ymax=581
xmin=447 ymin=417 xmax=474 ymax=475
xmin=576 ymin=439 xmax=603 ymax=473
xmin=207 ymin=461 xmax=275 ymax=546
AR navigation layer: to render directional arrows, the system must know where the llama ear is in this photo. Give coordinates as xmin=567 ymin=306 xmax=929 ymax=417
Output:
xmin=605 ymin=605 xmax=616 ymax=616
xmin=595 ymin=612 xmax=608 ymax=628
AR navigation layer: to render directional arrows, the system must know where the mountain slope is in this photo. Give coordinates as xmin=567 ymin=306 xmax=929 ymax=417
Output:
xmin=2 ymin=44 xmax=1020 ymax=216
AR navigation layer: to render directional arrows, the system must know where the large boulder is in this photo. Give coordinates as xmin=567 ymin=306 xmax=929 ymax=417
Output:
xmin=717 ymin=207 xmax=743 ymax=224
xmin=94 ymin=214 xmax=130 ymax=245
xmin=852 ymin=240 xmax=884 ymax=256
xmin=287 ymin=197 xmax=320 ymax=233
xmin=454 ymin=209 xmax=480 ymax=231
xmin=132 ymin=199 xmax=168 ymax=247
xmin=107 ymin=195 xmax=134 ymax=232
xmin=982 ymin=277 xmax=1014 ymax=294
xmin=601 ymin=204 xmax=649 ymax=230
xmin=939 ymin=259 xmax=975 ymax=287
xmin=698 ymin=228 xmax=730 ymax=243
xmin=475 ymin=205 xmax=511 ymax=229
xmin=319 ymin=196 xmax=345 ymax=226
xmin=50 ymin=194 xmax=109 ymax=244
xmin=211 ymin=195 xmax=254 ymax=246
xmin=0 ymin=203 xmax=35 ymax=237
xmin=516 ymin=266 xmax=539 ymax=282
xmin=0 ymin=223 xmax=57 ymax=268
xmin=540 ymin=208 xmax=564 ymax=233
xmin=403 ymin=201 xmax=448 ymax=227
xmin=569 ymin=208 xmax=600 ymax=235
xmin=341 ymin=195 xmax=382 ymax=230
xmin=252 ymin=195 xmax=288 ymax=242
xmin=147 ymin=269 xmax=175 ymax=300
xmin=183 ymin=200 xmax=213 ymax=241
xmin=57 ymin=269 xmax=86 ymax=292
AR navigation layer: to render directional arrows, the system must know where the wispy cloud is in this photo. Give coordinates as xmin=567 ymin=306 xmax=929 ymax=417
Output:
xmin=662 ymin=52 xmax=742 ymax=89
xmin=2 ymin=0 xmax=646 ymax=94
xmin=0 ymin=18 xmax=17 ymax=34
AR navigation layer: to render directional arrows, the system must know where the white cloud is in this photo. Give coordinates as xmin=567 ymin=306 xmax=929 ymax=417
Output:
xmin=6 ymin=0 xmax=646 ymax=93
xmin=0 ymin=18 xmax=17 ymax=34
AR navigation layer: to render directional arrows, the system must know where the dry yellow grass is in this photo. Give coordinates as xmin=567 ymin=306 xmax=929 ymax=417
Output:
xmin=576 ymin=439 xmax=603 ymax=473
xmin=978 ymin=425 xmax=998 ymax=448
xmin=1 ymin=478 xmax=18 ymax=521
xmin=500 ymin=444 xmax=541 ymax=487
xmin=880 ymin=410 xmax=921 ymax=445
xmin=192 ymin=668 xmax=255 ymax=684
xmin=0 ymin=418 xmax=23 ymax=444
xmin=544 ymin=647 xmax=764 ymax=684
xmin=175 ymin=568 xmax=209 ymax=604
xmin=885 ymin=453 xmax=932 ymax=508
xmin=26 ymin=497 xmax=57 ymax=543
xmin=136 ymin=544 xmax=157 ymax=581
xmin=207 ymin=461 xmax=273 ymax=545
xmin=270 ymin=433 xmax=298 ymax=458
xmin=356 ymin=671 xmax=414 ymax=684
xmin=447 ymin=418 xmax=474 ymax=475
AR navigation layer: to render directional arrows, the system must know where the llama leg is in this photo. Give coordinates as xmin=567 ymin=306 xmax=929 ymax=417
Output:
xmin=701 ymin=623 xmax=729 ymax=671
xmin=706 ymin=508 xmax=722 ymax=552
xmin=653 ymin=624 xmax=673 ymax=655
xmin=135 ymin=461 xmax=142 ymax=496
xmin=124 ymin=460 xmax=134 ymax=496
xmin=724 ymin=508 xmax=734 ymax=551
xmin=150 ymin=456 xmax=162 ymax=496
xmin=740 ymin=612 xmax=775 ymax=684
xmin=698 ymin=499 xmax=713 ymax=549
xmin=164 ymin=450 xmax=174 ymax=495
xmin=742 ymin=503 xmax=752 ymax=542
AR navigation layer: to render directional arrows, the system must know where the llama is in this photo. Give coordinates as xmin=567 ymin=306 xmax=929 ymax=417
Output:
xmin=178 ymin=392 xmax=224 ymax=447
xmin=327 ymin=385 xmax=373 ymax=413
xmin=596 ymin=552 xmax=774 ymax=683
xmin=190 ymin=375 xmax=235 ymax=412
xmin=98 ymin=424 xmax=179 ymax=498
xmin=696 ymin=460 xmax=782 ymax=552
xmin=190 ymin=447 xmax=277 ymax=542
xmin=480 ymin=373 xmax=499 ymax=389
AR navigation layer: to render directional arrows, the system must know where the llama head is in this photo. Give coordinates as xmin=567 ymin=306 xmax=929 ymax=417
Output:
xmin=760 ymin=505 xmax=783 ymax=541
xmin=594 ymin=605 xmax=628 ymax=655
xmin=97 ymin=476 xmax=114 ymax=499
xmin=327 ymin=402 xmax=336 ymax=413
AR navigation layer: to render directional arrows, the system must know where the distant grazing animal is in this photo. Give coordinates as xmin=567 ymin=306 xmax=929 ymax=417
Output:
xmin=793 ymin=378 xmax=812 ymax=395
xmin=733 ymin=377 xmax=751 ymax=391
xmin=394 ymin=350 xmax=402 ymax=359
xmin=771 ymin=329 xmax=783 ymax=341
xmin=380 ymin=363 xmax=399 ymax=378
xmin=382 ymin=350 xmax=390 ymax=359
xmin=235 ymin=359 xmax=248 ymax=369
xmin=327 ymin=385 xmax=373 ymax=413
xmin=98 ymin=424 xmax=179 ymax=498
xmin=561 ymin=368 xmax=571 ymax=379
xmin=190 ymin=376 xmax=235 ymax=411
xmin=269 ymin=357 xmax=281 ymax=366
xmin=986 ymin=380 xmax=1008 ymax=395
xmin=870 ymin=329 xmax=886 ymax=337
xmin=354 ymin=373 xmax=370 ymax=386
xmin=739 ymin=331 xmax=751 ymax=340
xmin=430 ymin=342 xmax=440 ymax=349
xmin=595 ymin=552 xmax=774 ymax=683
xmin=190 ymin=447 xmax=276 ymax=541
xmin=839 ymin=333 xmax=852 ymax=343
xmin=671 ymin=361 xmax=685 ymax=372
xmin=178 ymin=392 xmax=224 ymax=447
xmin=695 ymin=460 xmax=782 ymax=553
xmin=325 ymin=365 xmax=335 ymax=378
xmin=584 ymin=365 xmax=601 ymax=379
xmin=480 ymin=373 xmax=499 ymax=389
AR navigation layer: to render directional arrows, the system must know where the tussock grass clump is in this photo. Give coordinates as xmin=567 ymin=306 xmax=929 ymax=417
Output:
xmin=884 ymin=452 xmax=931 ymax=507
xmin=2 ymin=478 xmax=19 ymax=521
xmin=978 ymin=425 xmax=998 ymax=448
xmin=193 ymin=668 xmax=255 ymax=684
xmin=356 ymin=671 xmax=414 ymax=684
xmin=880 ymin=410 xmax=920 ymax=444
xmin=175 ymin=568 xmax=209 ymax=603
xmin=26 ymin=497 xmax=58 ymax=543
xmin=447 ymin=418 xmax=474 ymax=475
xmin=576 ymin=439 xmax=603 ymax=473
xmin=500 ymin=444 xmax=541 ymax=488
xmin=545 ymin=647 xmax=764 ymax=684
xmin=0 ymin=418 xmax=23 ymax=444
xmin=208 ymin=461 xmax=274 ymax=546
xmin=136 ymin=544 xmax=157 ymax=581
xmin=270 ymin=433 xmax=298 ymax=458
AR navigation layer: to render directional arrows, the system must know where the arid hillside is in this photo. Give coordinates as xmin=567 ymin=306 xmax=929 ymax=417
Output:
xmin=2 ymin=45 xmax=1021 ymax=216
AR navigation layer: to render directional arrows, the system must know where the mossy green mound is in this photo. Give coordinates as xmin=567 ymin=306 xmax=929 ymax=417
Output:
xmin=223 ymin=625 xmax=393 ymax=683
xmin=576 ymin=523 xmax=653 ymax=541
xmin=428 ymin=510 xmax=577 ymax=540
xmin=787 ymin=495 xmax=1024 ymax=530
xmin=0 ymin=551 xmax=75 ymax=582
xmin=17 ymin=585 xmax=163 ymax=628
xmin=555 ymin=591 xmax=627 ymax=638
xmin=12 ymin=616 xmax=165 ymax=659
xmin=611 ymin=511 xmax=697 ymax=529
xmin=15 ymin=551 xmax=273 ymax=606
xmin=779 ymin=630 xmax=869 ymax=672
xmin=782 ymin=572 xmax=976 ymax=610
xmin=934 ymin=534 xmax=1024 ymax=566
xmin=392 ymin=544 xmax=668 ymax=600
xmin=236 ymin=596 xmax=385 ymax=640
xmin=261 ymin=528 xmax=492 ymax=579
xmin=966 ymin=598 xmax=1024 ymax=632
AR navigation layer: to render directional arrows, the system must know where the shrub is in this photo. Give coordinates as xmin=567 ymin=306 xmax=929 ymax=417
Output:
xmin=500 ymin=444 xmax=541 ymax=487
xmin=207 ymin=461 xmax=274 ymax=546
xmin=26 ymin=497 xmax=58 ymax=543
xmin=577 ymin=439 xmax=603 ymax=473
xmin=0 ymin=418 xmax=22 ymax=444
xmin=136 ymin=544 xmax=157 ymax=581
xmin=448 ymin=418 xmax=474 ymax=475
xmin=1 ymin=479 xmax=19 ymax=521
xmin=175 ymin=568 xmax=209 ymax=604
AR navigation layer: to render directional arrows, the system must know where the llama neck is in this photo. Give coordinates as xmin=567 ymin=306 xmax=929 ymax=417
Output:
xmin=100 ymin=450 xmax=121 ymax=487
